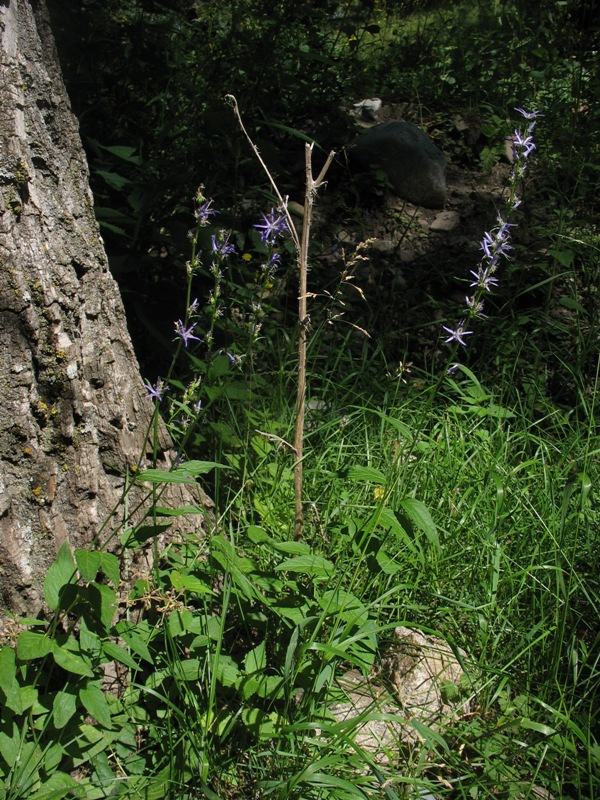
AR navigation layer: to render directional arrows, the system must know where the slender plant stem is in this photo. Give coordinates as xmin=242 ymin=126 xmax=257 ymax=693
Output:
xmin=294 ymin=142 xmax=335 ymax=539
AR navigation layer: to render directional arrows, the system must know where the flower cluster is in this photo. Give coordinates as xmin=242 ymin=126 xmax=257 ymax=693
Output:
xmin=442 ymin=107 xmax=542 ymax=351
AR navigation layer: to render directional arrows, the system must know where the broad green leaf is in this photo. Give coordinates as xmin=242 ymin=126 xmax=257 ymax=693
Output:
xmin=399 ymin=497 xmax=440 ymax=551
xmin=215 ymin=654 xmax=240 ymax=687
xmin=52 ymin=642 xmax=94 ymax=677
xmin=121 ymin=522 xmax=172 ymax=547
xmin=98 ymin=143 xmax=142 ymax=164
xmin=177 ymin=659 xmax=203 ymax=681
xmin=270 ymin=598 xmax=313 ymax=624
xmin=91 ymin=749 xmax=115 ymax=787
xmin=29 ymin=771 xmax=82 ymax=800
xmin=519 ymin=717 xmax=556 ymax=736
xmin=135 ymin=460 xmax=226 ymax=486
xmin=244 ymin=640 xmax=266 ymax=674
xmin=95 ymin=169 xmax=131 ymax=190
xmin=347 ymin=465 xmax=386 ymax=485
xmin=0 ymin=646 xmax=22 ymax=714
xmin=88 ymin=582 xmax=118 ymax=629
xmin=102 ymin=640 xmax=140 ymax=671
xmin=74 ymin=549 xmax=101 ymax=582
xmin=134 ymin=468 xmax=196 ymax=485
xmin=375 ymin=548 xmax=402 ymax=575
xmin=100 ymin=552 xmax=120 ymax=587
xmin=170 ymin=569 xmax=214 ymax=597
xmin=175 ymin=460 xmax=227 ymax=476
xmin=80 ymin=683 xmax=113 ymax=728
xmin=53 ymin=689 xmax=78 ymax=728
xmin=44 ymin=542 xmax=77 ymax=610
xmin=318 ymin=588 xmax=367 ymax=622
xmin=115 ymin=621 xmax=154 ymax=664
xmin=16 ymin=631 xmax=54 ymax=660
xmin=377 ymin=506 xmax=419 ymax=557
xmin=43 ymin=742 xmax=64 ymax=773
xmin=274 ymin=555 xmax=335 ymax=579
xmin=0 ymin=723 xmax=19 ymax=767
xmin=152 ymin=505 xmax=205 ymax=516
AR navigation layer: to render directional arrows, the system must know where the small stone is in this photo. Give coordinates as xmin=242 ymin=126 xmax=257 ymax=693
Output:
xmin=369 ymin=239 xmax=394 ymax=253
xmin=430 ymin=210 xmax=460 ymax=232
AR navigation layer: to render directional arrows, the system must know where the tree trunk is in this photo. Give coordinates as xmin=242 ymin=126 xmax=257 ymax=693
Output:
xmin=0 ymin=0 xmax=212 ymax=624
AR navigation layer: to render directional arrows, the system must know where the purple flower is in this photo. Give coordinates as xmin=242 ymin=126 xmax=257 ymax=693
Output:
xmin=195 ymin=198 xmax=217 ymax=225
xmin=174 ymin=319 xmax=201 ymax=347
xmin=470 ymin=265 xmax=499 ymax=292
xmin=513 ymin=129 xmax=536 ymax=159
xmin=218 ymin=349 xmax=238 ymax=365
xmin=144 ymin=378 xmax=168 ymax=402
xmin=188 ymin=297 xmax=199 ymax=314
xmin=211 ymin=233 xmax=236 ymax=257
xmin=466 ymin=295 xmax=487 ymax=317
xmin=481 ymin=230 xmax=513 ymax=264
xmin=254 ymin=208 xmax=289 ymax=245
xmin=515 ymin=107 xmax=544 ymax=121
xmin=443 ymin=321 xmax=473 ymax=346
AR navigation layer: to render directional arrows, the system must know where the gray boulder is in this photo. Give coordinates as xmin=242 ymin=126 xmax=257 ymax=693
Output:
xmin=351 ymin=121 xmax=447 ymax=208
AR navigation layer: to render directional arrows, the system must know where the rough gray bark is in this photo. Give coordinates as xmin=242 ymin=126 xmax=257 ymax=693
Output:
xmin=0 ymin=0 xmax=212 ymax=624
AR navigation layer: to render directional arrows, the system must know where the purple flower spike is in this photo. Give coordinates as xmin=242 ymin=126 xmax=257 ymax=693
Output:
xmin=443 ymin=321 xmax=474 ymax=346
xmin=174 ymin=319 xmax=202 ymax=347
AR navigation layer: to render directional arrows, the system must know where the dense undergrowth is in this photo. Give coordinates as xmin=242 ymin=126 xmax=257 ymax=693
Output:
xmin=2 ymin=1 xmax=599 ymax=798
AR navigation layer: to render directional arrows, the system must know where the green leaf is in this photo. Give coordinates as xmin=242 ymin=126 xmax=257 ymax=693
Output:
xmin=274 ymin=555 xmax=335 ymax=580
xmin=121 ymin=522 xmax=172 ymax=547
xmin=176 ymin=460 xmax=228 ymax=476
xmin=0 ymin=723 xmax=20 ymax=767
xmin=549 ymin=248 xmax=574 ymax=267
xmin=410 ymin=719 xmax=449 ymax=752
xmin=52 ymin=642 xmax=94 ymax=677
xmin=134 ymin=468 xmax=196 ymax=485
xmin=518 ymin=717 xmax=556 ymax=736
xmin=29 ymin=771 xmax=82 ymax=800
xmin=115 ymin=621 xmax=154 ymax=664
xmin=98 ymin=143 xmax=142 ymax=164
xmin=44 ymin=542 xmax=77 ymax=610
xmin=80 ymin=683 xmax=113 ymax=728
xmin=377 ymin=506 xmax=419 ymax=557
xmin=74 ymin=549 xmax=101 ymax=582
xmin=375 ymin=548 xmax=402 ymax=575
xmin=244 ymin=641 xmax=267 ymax=674
xmin=215 ymin=655 xmax=240 ymax=687
xmin=100 ymin=552 xmax=120 ymax=587
xmin=399 ymin=497 xmax=440 ymax=551
xmin=102 ymin=640 xmax=140 ymax=671
xmin=0 ymin=646 xmax=22 ymax=714
xmin=135 ymin=460 xmax=226 ymax=486
xmin=16 ymin=631 xmax=54 ymax=660
xmin=170 ymin=569 xmax=214 ymax=597
xmin=347 ymin=465 xmax=386 ymax=485
xmin=95 ymin=169 xmax=131 ymax=190
xmin=152 ymin=505 xmax=205 ymax=516
xmin=53 ymin=688 xmax=78 ymax=728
